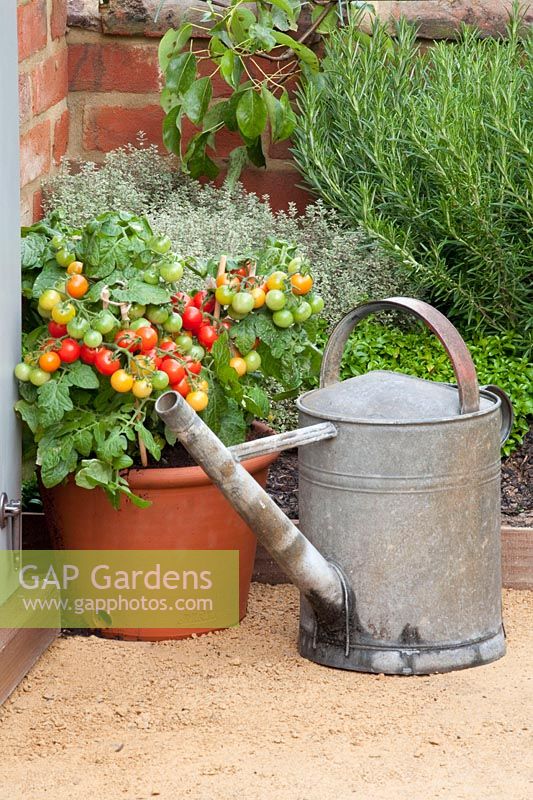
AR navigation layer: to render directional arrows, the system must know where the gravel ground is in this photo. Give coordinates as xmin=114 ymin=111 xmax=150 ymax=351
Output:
xmin=0 ymin=586 xmax=531 ymax=800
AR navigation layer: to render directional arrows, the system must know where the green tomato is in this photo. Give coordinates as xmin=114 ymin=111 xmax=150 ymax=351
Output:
xmin=83 ymin=329 xmax=103 ymax=348
xmin=93 ymin=311 xmax=116 ymax=335
xmin=146 ymin=305 xmax=170 ymax=324
xmin=143 ymin=268 xmax=160 ymax=286
xmin=67 ymin=317 xmax=90 ymax=339
xmin=159 ymin=261 xmax=184 ymax=283
xmin=189 ymin=344 xmax=205 ymax=361
xmin=39 ymin=289 xmax=62 ymax=311
xmin=129 ymin=303 xmax=146 ymax=320
xmin=37 ymin=305 xmax=51 ymax=319
xmin=231 ymin=292 xmax=254 ymax=315
xmin=55 ymin=248 xmax=75 ymax=268
xmin=151 ymin=370 xmax=170 ymax=390
xmin=130 ymin=317 xmax=151 ymax=331
xmin=215 ymin=285 xmax=235 ymax=306
xmin=272 ymin=309 xmax=294 ymax=328
xmin=287 ymin=256 xmax=303 ymax=275
xmin=175 ymin=334 xmax=192 ymax=354
xmin=14 ymin=362 xmax=32 ymax=381
xmin=308 ymin=293 xmax=325 ymax=314
xmin=244 ymin=351 xmax=261 ymax=372
xmin=149 ymin=235 xmax=172 ymax=255
xmin=293 ymin=301 xmax=312 ymax=323
xmin=228 ymin=308 xmax=247 ymax=321
xmin=50 ymin=234 xmax=64 ymax=251
xmin=30 ymin=368 xmax=51 ymax=386
xmin=163 ymin=312 xmax=183 ymax=333
xmin=265 ymin=290 xmax=286 ymax=311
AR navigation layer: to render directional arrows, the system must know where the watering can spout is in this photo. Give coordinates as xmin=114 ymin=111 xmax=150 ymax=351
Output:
xmin=155 ymin=391 xmax=350 ymax=630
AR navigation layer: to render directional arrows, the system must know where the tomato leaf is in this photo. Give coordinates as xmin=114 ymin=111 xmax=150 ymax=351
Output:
xmin=22 ymin=233 xmax=46 ymax=269
xmin=31 ymin=264 xmax=66 ymax=300
xmin=112 ymin=280 xmax=172 ymax=306
xmin=73 ymin=429 xmax=93 ymax=457
xmin=37 ymin=381 xmax=73 ymax=427
xmin=182 ymin=77 xmax=212 ymax=125
xmin=242 ymin=385 xmax=270 ymax=417
xmin=15 ymin=400 xmax=40 ymax=433
xmin=66 ymin=362 xmax=100 ymax=390
xmin=75 ymin=459 xmax=113 ymax=490
xmin=135 ymin=423 xmax=162 ymax=460
xmin=236 ymin=89 xmax=267 ymax=140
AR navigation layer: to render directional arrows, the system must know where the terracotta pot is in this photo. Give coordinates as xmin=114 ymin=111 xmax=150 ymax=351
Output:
xmin=41 ymin=423 xmax=278 ymax=641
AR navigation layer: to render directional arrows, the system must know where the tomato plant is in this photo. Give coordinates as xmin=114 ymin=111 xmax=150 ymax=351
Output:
xmin=17 ymin=213 xmax=324 ymax=508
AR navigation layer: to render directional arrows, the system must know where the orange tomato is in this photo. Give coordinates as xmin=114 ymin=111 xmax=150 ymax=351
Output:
xmin=38 ymin=351 xmax=61 ymax=373
xmin=266 ymin=271 xmax=287 ymax=291
xmin=290 ymin=273 xmax=313 ymax=295
xmin=251 ymin=287 xmax=266 ymax=308
xmin=229 ymin=356 xmax=247 ymax=377
xmin=67 ymin=261 xmax=84 ymax=275
xmin=110 ymin=370 xmax=134 ymax=393
xmin=186 ymin=390 xmax=209 ymax=411
xmin=66 ymin=274 xmax=89 ymax=299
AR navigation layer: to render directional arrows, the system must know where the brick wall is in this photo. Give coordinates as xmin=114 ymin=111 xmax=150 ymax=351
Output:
xmin=66 ymin=26 xmax=310 ymax=212
xmin=18 ymin=0 xmax=69 ymax=223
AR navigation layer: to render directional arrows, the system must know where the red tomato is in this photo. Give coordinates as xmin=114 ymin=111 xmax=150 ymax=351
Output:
xmin=94 ymin=348 xmax=121 ymax=375
xmin=115 ymin=329 xmax=140 ymax=353
xmin=57 ymin=338 xmax=81 ymax=364
xmin=186 ymin=360 xmax=202 ymax=375
xmin=171 ymin=291 xmax=193 ymax=310
xmin=159 ymin=340 xmax=177 ymax=354
xmin=145 ymin=348 xmax=163 ymax=369
xmin=197 ymin=324 xmax=219 ymax=350
xmin=48 ymin=321 xmax=67 ymax=338
xmin=192 ymin=290 xmax=207 ymax=309
xmin=174 ymin=377 xmax=191 ymax=397
xmin=203 ymin=296 xmax=216 ymax=314
xmin=137 ymin=325 xmax=158 ymax=353
xmin=182 ymin=306 xmax=204 ymax=333
xmin=80 ymin=344 xmax=99 ymax=365
xmin=160 ymin=357 xmax=185 ymax=385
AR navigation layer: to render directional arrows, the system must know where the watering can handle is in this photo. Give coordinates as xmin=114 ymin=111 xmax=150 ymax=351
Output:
xmin=320 ymin=297 xmax=480 ymax=415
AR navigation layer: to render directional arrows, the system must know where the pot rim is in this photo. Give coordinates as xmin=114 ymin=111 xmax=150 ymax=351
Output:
xmin=126 ymin=420 xmax=279 ymax=490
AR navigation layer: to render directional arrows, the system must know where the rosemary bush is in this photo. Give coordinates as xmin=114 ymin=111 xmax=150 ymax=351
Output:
xmin=44 ymin=145 xmax=411 ymax=320
xmin=293 ymin=8 xmax=533 ymax=345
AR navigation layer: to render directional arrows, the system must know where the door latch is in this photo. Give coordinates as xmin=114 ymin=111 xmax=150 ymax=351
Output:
xmin=0 ymin=492 xmax=22 ymax=563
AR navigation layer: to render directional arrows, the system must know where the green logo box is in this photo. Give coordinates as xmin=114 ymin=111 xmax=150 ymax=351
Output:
xmin=0 ymin=550 xmax=239 ymax=630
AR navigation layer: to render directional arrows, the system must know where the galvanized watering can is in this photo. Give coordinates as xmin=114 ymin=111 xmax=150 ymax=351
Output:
xmin=156 ymin=298 xmax=512 ymax=675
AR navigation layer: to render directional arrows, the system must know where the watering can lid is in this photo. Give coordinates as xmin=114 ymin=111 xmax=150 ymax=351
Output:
xmin=298 ymin=371 xmax=494 ymax=423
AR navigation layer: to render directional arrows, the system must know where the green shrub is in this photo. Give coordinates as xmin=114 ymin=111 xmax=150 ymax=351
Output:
xmin=44 ymin=145 xmax=413 ymax=318
xmin=293 ymin=7 xmax=533 ymax=345
xmin=337 ymin=320 xmax=532 ymax=456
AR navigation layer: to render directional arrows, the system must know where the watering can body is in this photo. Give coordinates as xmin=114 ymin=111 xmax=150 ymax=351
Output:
xmin=156 ymin=298 xmax=512 ymax=675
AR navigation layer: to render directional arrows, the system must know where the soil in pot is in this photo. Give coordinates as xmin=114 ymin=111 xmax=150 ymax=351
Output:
xmin=41 ymin=423 xmax=278 ymax=642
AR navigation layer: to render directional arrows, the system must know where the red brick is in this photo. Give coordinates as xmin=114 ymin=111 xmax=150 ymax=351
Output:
xmin=268 ymin=137 xmax=294 ymax=161
xmin=83 ymin=104 xmax=165 ymax=152
xmin=238 ymin=169 xmax=312 ymax=213
xmin=20 ymin=119 xmax=51 ymax=186
xmin=68 ymin=42 xmax=160 ymax=93
xmin=51 ymin=0 xmax=68 ymax=40
xmin=210 ymin=126 xmax=243 ymax=158
xmin=17 ymin=0 xmax=47 ymax=62
xmin=19 ymin=72 xmax=32 ymax=124
xmin=33 ymin=188 xmax=44 ymax=222
xmin=32 ymin=48 xmax=68 ymax=115
xmin=53 ymin=109 xmax=69 ymax=164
